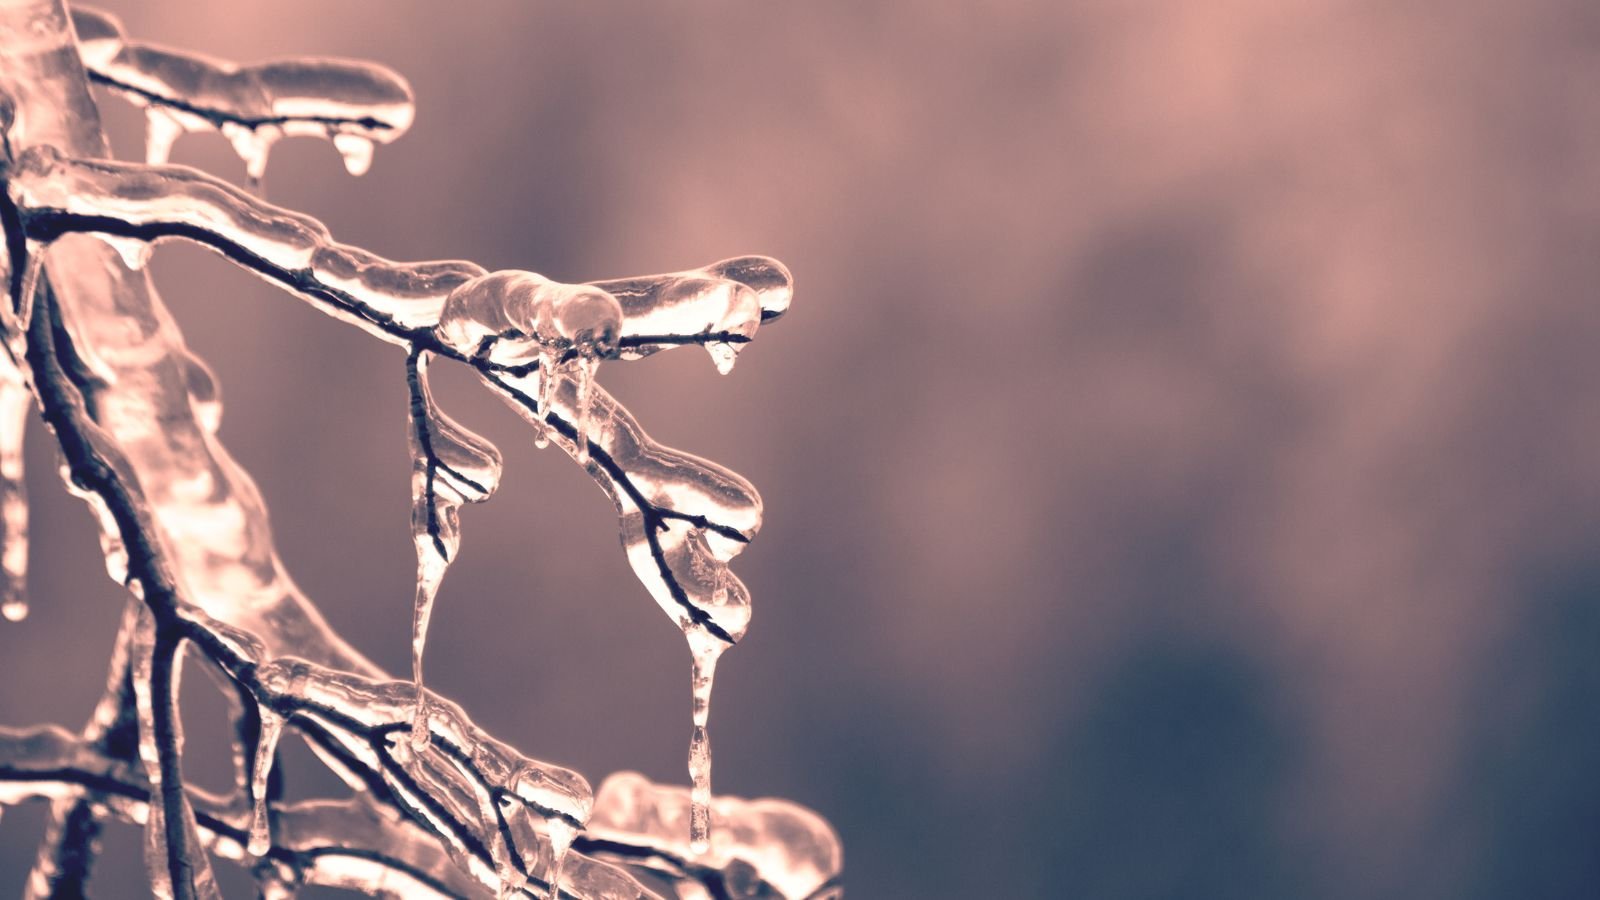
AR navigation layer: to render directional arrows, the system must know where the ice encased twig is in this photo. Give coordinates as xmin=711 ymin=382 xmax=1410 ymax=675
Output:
xmin=1 ymin=132 xmax=820 ymax=888
xmin=70 ymin=7 xmax=414 ymax=180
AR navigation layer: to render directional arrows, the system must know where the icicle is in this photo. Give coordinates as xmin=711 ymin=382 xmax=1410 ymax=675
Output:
xmin=408 ymin=549 xmax=443 ymax=752
xmin=546 ymin=816 xmax=577 ymax=900
xmin=144 ymin=108 xmax=184 ymax=166
xmin=247 ymin=704 xmax=285 ymax=857
xmin=404 ymin=350 xmax=502 ymax=752
xmin=332 ymin=133 xmax=374 ymax=176
xmin=221 ymin=122 xmax=278 ymax=185
xmin=686 ymin=627 xmax=726 ymax=856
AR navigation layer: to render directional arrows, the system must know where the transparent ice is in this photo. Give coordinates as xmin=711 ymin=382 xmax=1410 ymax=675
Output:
xmin=0 ymin=3 xmax=839 ymax=898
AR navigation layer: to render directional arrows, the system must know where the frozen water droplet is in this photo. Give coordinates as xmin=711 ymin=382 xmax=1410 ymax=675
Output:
xmin=248 ymin=705 xmax=285 ymax=856
xmin=706 ymin=340 xmax=741 ymax=375
xmin=1 ymin=595 xmax=26 ymax=622
xmin=144 ymin=109 xmax=185 ymax=165
xmin=222 ymin=123 xmax=278 ymax=184
xmin=547 ymin=816 xmax=577 ymax=899
xmin=332 ymin=133 xmax=374 ymax=176
xmin=99 ymin=234 xmax=151 ymax=270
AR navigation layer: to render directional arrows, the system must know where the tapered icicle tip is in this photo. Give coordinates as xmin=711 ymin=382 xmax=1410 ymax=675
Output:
xmin=332 ymin=133 xmax=374 ymax=176
xmin=546 ymin=817 xmax=578 ymax=899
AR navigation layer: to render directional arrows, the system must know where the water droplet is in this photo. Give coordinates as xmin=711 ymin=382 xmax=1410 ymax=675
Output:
xmin=144 ymin=109 xmax=184 ymax=165
xmin=332 ymin=133 xmax=374 ymax=176
xmin=224 ymin=123 xmax=278 ymax=184
xmin=99 ymin=234 xmax=151 ymax=270
xmin=706 ymin=340 xmax=740 ymax=375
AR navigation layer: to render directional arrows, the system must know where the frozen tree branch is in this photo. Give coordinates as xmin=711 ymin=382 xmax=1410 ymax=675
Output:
xmin=0 ymin=2 xmax=840 ymax=897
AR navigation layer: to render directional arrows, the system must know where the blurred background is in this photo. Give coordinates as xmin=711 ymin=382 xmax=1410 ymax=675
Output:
xmin=4 ymin=1 xmax=1600 ymax=896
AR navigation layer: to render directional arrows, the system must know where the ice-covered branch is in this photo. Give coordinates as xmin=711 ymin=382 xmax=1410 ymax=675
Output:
xmin=0 ymin=724 xmax=488 ymax=898
xmin=71 ymin=6 xmax=414 ymax=180
xmin=5 ymin=146 xmax=788 ymax=655
xmin=10 ymin=272 xmax=654 ymax=897
xmin=0 ymin=4 xmax=840 ymax=895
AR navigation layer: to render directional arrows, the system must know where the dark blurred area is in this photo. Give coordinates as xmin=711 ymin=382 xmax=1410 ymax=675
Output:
xmin=4 ymin=1 xmax=1600 ymax=896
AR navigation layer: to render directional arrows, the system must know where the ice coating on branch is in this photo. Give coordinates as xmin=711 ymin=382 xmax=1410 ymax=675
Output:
xmin=255 ymin=657 xmax=593 ymax=830
xmin=8 ymin=148 xmax=483 ymax=337
xmin=405 ymin=348 xmax=502 ymax=750
xmin=71 ymin=6 xmax=413 ymax=181
xmin=7 ymin=150 xmax=795 ymax=371
xmin=0 ymin=105 xmax=830 ymax=889
xmin=587 ymin=772 xmax=842 ymax=900
xmin=592 ymin=256 xmax=793 ymax=374
xmin=483 ymin=369 xmax=758 ymax=854
xmin=130 ymin=607 xmax=223 ymax=899
xmin=0 ymin=353 xmax=29 ymax=622
xmin=484 ymin=369 xmax=760 ymax=644
xmin=435 ymin=269 xmax=623 ymax=367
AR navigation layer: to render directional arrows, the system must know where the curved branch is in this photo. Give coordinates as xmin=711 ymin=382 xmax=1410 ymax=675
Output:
xmin=7 ymin=148 xmax=785 ymax=648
